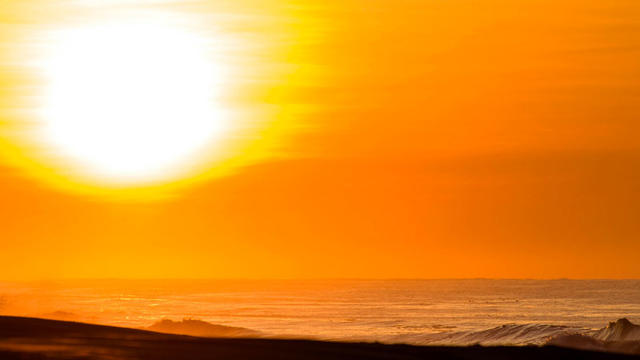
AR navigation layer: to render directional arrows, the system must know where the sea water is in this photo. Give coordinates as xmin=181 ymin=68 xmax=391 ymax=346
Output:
xmin=1 ymin=279 xmax=639 ymax=344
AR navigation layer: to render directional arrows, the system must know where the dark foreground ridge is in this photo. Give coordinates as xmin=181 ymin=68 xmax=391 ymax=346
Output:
xmin=0 ymin=316 xmax=637 ymax=360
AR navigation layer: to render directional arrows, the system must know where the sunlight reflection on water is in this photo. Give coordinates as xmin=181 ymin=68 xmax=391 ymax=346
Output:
xmin=1 ymin=279 xmax=639 ymax=341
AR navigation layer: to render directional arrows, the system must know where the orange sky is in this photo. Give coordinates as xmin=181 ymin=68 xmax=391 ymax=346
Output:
xmin=1 ymin=0 xmax=640 ymax=279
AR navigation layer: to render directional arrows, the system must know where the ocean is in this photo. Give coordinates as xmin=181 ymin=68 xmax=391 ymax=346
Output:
xmin=1 ymin=279 xmax=639 ymax=345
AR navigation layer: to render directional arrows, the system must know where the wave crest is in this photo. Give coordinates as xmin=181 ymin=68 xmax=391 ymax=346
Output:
xmin=147 ymin=319 xmax=261 ymax=338
xmin=375 ymin=318 xmax=640 ymax=355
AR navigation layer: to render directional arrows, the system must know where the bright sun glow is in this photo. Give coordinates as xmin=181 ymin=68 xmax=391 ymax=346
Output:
xmin=40 ymin=21 xmax=228 ymax=184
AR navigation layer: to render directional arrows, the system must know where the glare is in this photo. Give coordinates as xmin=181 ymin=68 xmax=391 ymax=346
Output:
xmin=39 ymin=21 xmax=228 ymax=183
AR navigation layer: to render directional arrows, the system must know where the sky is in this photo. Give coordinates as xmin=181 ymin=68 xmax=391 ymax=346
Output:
xmin=0 ymin=0 xmax=639 ymax=279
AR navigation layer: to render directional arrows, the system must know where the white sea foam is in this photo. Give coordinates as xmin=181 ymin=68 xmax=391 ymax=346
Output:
xmin=547 ymin=318 xmax=640 ymax=354
xmin=375 ymin=323 xmax=579 ymax=345
xmin=336 ymin=318 xmax=640 ymax=355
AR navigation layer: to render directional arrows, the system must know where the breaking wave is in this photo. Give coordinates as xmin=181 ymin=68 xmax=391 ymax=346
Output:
xmin=372 ymin=318 xmax=640 ymax=355
xmin=547 ymin=318 xmax=640 ymax=355
xmin=379 ymin=323 xmax=576 ymax=346
xmin=145 ymin=316 xmax=640 ymax=355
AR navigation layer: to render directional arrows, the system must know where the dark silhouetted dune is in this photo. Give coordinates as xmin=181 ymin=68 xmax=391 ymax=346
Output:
xmin=0 ymin=316 xmax=637 ymax=360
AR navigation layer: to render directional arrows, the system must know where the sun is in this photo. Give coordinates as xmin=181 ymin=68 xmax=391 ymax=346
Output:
xmin=38 ymin=20 xmax=228 ymax=184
